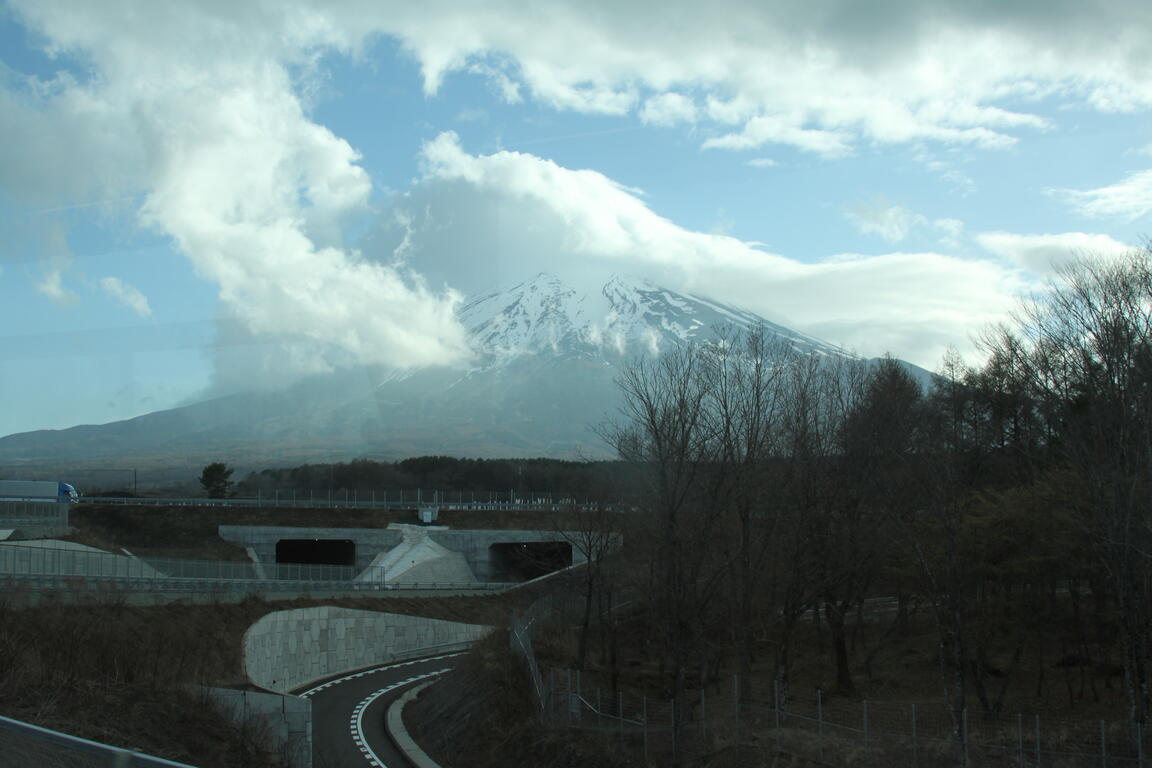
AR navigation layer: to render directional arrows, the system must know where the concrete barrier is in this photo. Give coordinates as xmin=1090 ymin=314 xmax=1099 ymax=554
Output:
xmin=205 ymin=687 xmax=311 ymax=768
xmin=243 ymin=607 xmax=489 ymax=693
xmin=387 ymin=681 xmax=444 ymax=768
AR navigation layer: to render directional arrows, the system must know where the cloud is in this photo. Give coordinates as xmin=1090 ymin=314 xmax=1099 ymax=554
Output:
xmin=1051 ymin=169 xmax=1152 ymax=220
xmin=746 ymin=158 xmax=779 ymax=168
xmin=976 ymin=231 xmax=1134 ymax=274
xmin=36 ymin=268 xmax=76 ymax=305
xmin=846 ymin=200 xmax=963 ymax=246
xmin=99 ymin=277 xmax=152 ymax=317
xmin=360 ymin=0 xmax=1149 ymax=156
xmin=639 ymin=92 xmax=697 ymax=126
xmin=703 ymin=115 xmax=851 ymax=156
xmin=387 ymin=133 xmax=1027 ymax=368
xmin=3 ymin=0 xmax=1130 ymax=173
xmin=3 ymin=0 xmax=472 ymax=380
xmin=6 ymin=0 xmax=1146 ymax=375
xmin=847 ymin=200 xmax=925 ymax=243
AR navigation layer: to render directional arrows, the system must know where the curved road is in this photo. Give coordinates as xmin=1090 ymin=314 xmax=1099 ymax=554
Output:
xmin=297 ymin=653 xmax=463 ymax=768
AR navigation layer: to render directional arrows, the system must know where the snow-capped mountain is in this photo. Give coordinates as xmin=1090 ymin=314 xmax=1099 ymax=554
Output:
xmin=459 ymin=272 xmax=843 ymax=365
xmin=0 ymin=274 xmax=898 ymax=472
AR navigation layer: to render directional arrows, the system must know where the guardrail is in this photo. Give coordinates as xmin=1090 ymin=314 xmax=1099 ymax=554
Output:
xmin=0 ymin=572 xmax=510 ymax=593
xmin=75 ymin=490 xmax=601 ymax=511
xmin=0 ymin=713 xmax=197 ymax=767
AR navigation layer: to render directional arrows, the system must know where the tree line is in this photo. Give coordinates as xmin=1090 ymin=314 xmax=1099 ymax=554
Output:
xmin=584 ymin=251 xmax=1152 ymax=746
xmin=232 ymin=455 xmax=609 ymax=498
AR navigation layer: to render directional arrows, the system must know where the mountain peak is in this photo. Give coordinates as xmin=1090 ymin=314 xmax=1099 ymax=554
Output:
xmin=458 ymin=274 xmax=844 ymax=366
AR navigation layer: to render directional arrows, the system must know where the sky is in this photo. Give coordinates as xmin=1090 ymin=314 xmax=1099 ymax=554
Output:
xmin=1 ymin=0 xmax=1150 ymax=437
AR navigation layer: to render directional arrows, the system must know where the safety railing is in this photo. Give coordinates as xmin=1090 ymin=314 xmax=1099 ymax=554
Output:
xmin=0 ymin=713 xmax=197 ymax=767
xmin=0 ymin=542 xmax=516 ymax=595
xmin=76 ymin=489 xmax=600 ymax=511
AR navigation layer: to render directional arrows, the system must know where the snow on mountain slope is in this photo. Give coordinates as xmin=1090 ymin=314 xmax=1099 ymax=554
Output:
xmin=457 ymin=273 xmax=844 ymax=367
xmin=0 ymin=274 xmax=875 ymax=468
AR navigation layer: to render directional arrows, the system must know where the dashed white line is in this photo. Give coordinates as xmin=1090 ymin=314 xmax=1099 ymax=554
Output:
xmin=351 ymin=669 xmax=450 ymax=767
xmin=297 ymin=652 xmax=464 ymax=698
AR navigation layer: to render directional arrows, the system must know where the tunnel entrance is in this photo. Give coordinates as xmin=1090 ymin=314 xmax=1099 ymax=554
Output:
xmin=489 ymin=541 xmax=572 ymax=581
xmin=275 ymin=539 xmax=356 ymax=566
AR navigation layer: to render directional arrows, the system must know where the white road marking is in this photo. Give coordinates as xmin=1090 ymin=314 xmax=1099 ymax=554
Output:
xmin=352 ymin=669 xmax=450 ymax=767
xmin=297 ymin=652 xmax=464 ymax=698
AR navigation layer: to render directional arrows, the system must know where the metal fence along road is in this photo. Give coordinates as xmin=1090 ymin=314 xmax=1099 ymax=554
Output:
xmin=0 ymin=714 xmax=197 ymax=767
xmin=70 ymin=488 xmax=599 ymax=511
xmin=510 ymin=592 xmax=1152 ymax=766
xmin=0 ymin=542 xmax=515 ymax=598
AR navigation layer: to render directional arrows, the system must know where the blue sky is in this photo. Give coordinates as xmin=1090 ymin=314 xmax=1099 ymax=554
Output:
xmin=1 ymin=0 xmax=1150 ymax=437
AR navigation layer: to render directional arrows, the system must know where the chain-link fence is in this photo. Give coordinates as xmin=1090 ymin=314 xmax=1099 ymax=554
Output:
xmin=0 ymin=714 xmax=196 ymax=767
xmin=71 ymin=489 xmax=599 ymax=511
xmin=535 ymin=664 xmax=1152 ymax=766
xmin=510 ymin=593 xmax=1152 ymax=766
xmin=0 ymin=500 xmax=70 ymax=535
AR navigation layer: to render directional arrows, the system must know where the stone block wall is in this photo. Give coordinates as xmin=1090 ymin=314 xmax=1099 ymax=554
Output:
xmin=243 ymin=606 xmax=489 ymax=693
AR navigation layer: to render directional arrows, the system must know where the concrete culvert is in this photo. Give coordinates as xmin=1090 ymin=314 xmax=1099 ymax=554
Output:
xmin=488 ymin=541 xmax=572 ymax=581
xmin=274 ymin=538 xmax=356 ymax=565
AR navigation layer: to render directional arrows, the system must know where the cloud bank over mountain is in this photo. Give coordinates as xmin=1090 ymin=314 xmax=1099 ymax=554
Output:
xmin=3 ymin=0 xmax=1149 ymax=399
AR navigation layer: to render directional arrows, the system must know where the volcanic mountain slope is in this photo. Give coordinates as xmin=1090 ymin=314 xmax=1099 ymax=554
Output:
xmin=0 ymin=274 xmax=918 ymax=471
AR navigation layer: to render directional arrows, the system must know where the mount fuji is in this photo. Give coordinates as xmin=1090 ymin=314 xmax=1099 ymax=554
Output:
xmin=0 ymin=274 xmax=913 ymax=474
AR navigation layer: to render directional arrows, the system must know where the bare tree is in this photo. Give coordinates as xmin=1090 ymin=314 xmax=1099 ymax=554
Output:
xmin=982 ymin=251 xmax=1152 ymax=728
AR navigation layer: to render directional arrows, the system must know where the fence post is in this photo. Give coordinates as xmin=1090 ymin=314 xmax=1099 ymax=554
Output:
xmin=774 ymin=679 xmax=781 ymax=729
xmin=733 ymin=674 xmax=739 ymax=719
xmin=1018 ymin=713 xmax=1024 ymax=768
xmin=963 ymin=707 xmax=969 ymax=765
xmin=818 ymin=689 xmax=824 ymax=761
xmin=619 ymin=692 xmax=624 ymax=741
xmin=912 ymin=703 xmax=918 ymax=767
xmin=643 ymin=696 xmax=648 ymax=762
xmin=701 ymin=686 xmax=707 ymax=743
xmin=1036 ymin=714 xmax=1041 ymax=766
xmin=576 ymin=669 xmax=582 ymax=725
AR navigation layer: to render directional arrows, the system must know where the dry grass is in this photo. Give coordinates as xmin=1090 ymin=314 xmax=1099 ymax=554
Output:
xmin=408 ymin=630 xmax=641 ymax=768
xmin=0 ymin=588 xmax=544 ymax=765
xmin=0 ymin=592 xmax=282 ymax=765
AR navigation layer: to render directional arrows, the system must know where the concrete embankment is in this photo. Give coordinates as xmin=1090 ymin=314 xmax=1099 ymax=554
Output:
xmin=244 ymin=606 xmax=489 ymax=693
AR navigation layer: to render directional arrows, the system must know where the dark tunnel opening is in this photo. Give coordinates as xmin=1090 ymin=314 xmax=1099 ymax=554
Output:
xmin=489 ymin=541 xmax=572 ymax=581
xmin=275 ymin=539 xmax=356 ymax=566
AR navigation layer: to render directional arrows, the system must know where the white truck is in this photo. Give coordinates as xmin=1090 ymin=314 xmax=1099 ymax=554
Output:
xmin=0 ymin=480 xmax=80 ymax=503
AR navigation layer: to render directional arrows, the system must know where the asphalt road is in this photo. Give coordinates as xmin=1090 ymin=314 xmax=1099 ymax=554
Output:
xmin=297 ymin=653 xmax=463 ymax=768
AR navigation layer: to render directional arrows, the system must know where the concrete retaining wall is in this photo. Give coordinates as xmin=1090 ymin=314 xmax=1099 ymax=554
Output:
xmin=244 ymin=607 xmax=489 ymax=693
xmin=206 ymin=687 xmax=311 ymax=768
xmin=220 ymin=524 xmax=596 ymax=581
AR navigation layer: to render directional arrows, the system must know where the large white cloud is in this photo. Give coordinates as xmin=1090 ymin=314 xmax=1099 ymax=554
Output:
xmin=976 ymin=231 xmax=1135 ymax=274
xmin=6 ymin=0 xmax=1147 ymax=377
xmin=392 ymin=132 xmax=1027 ymax=368
xmin=355 ymin=0 xmax=1151 ymax=155
xmin=3 ymin=0 xmax=471 ymax=379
